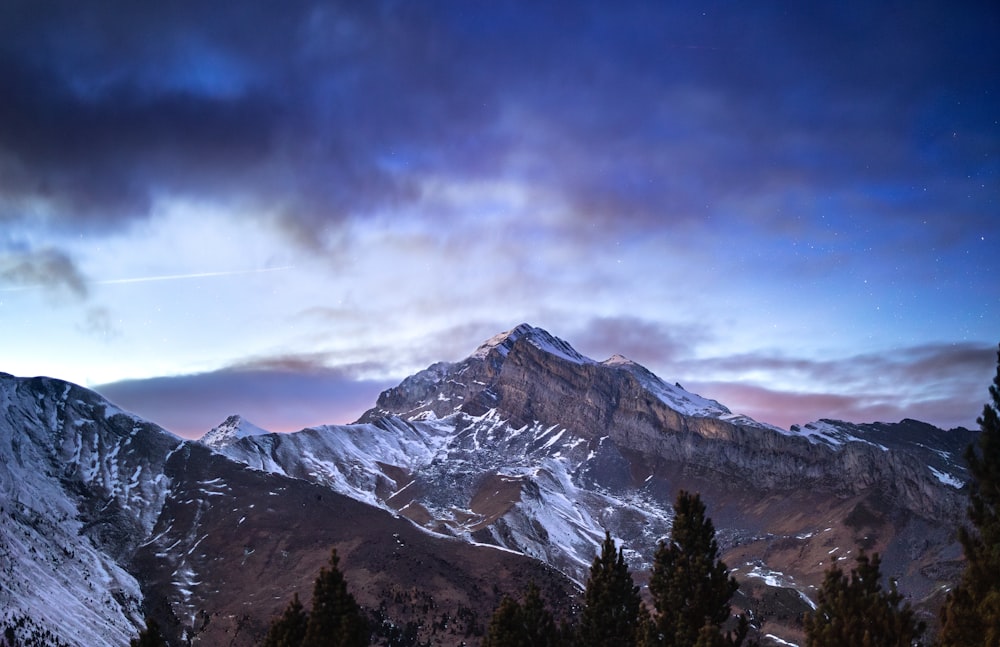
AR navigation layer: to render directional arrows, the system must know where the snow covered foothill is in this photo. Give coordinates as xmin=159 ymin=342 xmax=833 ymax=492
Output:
xmin=216 ymin=403 xmax=677 ymax=584
xmin=0 ymin=374 xmax=182 ymax=646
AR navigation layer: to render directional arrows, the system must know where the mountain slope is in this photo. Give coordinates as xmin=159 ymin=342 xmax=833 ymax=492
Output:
xmin=213 ymin=324 xmax=976 ymax=643
xmin=0 ymin=374 xmax=181 ymax=646
xmin=0 ymin=372 xmax=579 ymax=647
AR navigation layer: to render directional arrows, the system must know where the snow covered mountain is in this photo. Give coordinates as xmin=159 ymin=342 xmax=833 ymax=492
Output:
xmin=0 ymin=370 xmax=576 ymax=647
xmin=210 ymin=324 xmax=977 ymax=644
xmin=0 ymin=374 xmax=181 ymax=646
xmin=0 ymin=325 xmax=979 ymax=646
xmin=199 ymin=414 xmax=270 ymax=450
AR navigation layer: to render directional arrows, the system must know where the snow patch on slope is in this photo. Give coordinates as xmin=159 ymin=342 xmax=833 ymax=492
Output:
xmin=929 ymin=465 xmax=964 ymax=489
xmin=786 ymin=420 xmax=888 ymax=450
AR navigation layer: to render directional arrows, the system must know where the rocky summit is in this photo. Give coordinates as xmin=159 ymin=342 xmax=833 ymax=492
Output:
xmin=0 ymin=325 xmax=979 ymax=646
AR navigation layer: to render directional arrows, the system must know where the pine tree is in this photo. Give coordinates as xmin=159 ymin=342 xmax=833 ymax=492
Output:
xmin=482 ymin=583 xmax=562 ymax=647
xmin=130 ymin=618 xmax=168 ymax=647
xmin=263 ymin=593 xmax=308 ymax=647
xmin=301 ymin=548 xmax=369 ymax=647
xmin=578 ymin=531 xmax=643 ymax=647
xmin=648 ymin=490 xmax=747 ymax=647
xmin=804 ymin=551 xmax=924 ymax=647
xmin=520 ymin=583 xmax=562 ymax=646
xmin=482 ymin=595 xmax=527 ymax=647
xmin=938 ymin=344 xmax=1000 ymax=647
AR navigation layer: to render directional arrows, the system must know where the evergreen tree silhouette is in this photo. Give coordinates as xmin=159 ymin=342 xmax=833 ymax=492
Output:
xmin=262 ymin=592 xmax=308 ymax=647
xmin=804 ymin=551 xmax=924 ymax=647
xmin=520 ymin=583 xmax=562 ymax=646
xmin=301 ymin=548 xmax=369 ymax=647
xmin=482 ymin=582 xmax=562 ymax=647
xmin=482 ymin=595 xmax=526 ymax=647
xmin=578 ymin=531 xmax=643 ymax=647
xmin=938 ymin=343 xmax=1000 ymax=646
xmin=648 ymin=490 xmax=749 ymax=647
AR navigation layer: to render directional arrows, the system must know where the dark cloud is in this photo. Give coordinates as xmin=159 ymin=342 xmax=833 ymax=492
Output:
xmin=0 ymin=2 xmax=421 ymax=234
xmin=0 ymin=247 xmax=88 ymax=297
xmin=2 ymin=0 xmax=993 ymax=251
xmin=95 ymin=364 xmax=394 ymax=439
xmin=0 ymin=50 xmax=282 ymax=226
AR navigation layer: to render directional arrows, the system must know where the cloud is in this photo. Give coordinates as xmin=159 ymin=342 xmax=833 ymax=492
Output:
xmin=568 ymin=316 xmax=711 ymax=365
xmin=688 ymin=380 xmax=987 ymax=432
xmin=684 ymin=342 xmax=997 ymax=430
xmin=0 ymin=0 xmax=994 ymax=266
xmin=91 ymin=324 xmax=995 ymax=439
xmin=77 ymin=306 xmax=121 ymax=341
xmin=0 ymin=247 xmax=88 ymax=298
xmin=95 ymin=363 xmax=394 ymax=439
xmin=688 ymin=343 xmax=994 ymax=393
xmin=0 ymin=50 xmax=282 ymax=227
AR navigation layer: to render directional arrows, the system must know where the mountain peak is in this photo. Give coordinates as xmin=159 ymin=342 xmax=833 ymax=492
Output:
xmin=471 ymin=323 xmax=591 ymax=365
xmin=601 ymin=353 xmax=633 ymax=366
xmin=199 ymin=414 xmax=270 ymax=449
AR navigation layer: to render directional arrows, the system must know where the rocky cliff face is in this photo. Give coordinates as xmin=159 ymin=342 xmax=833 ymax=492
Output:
xmin=364 ymin=324 xmax=971 ymax=523
xmin=218 ymin=324 xmax=975 ymax=644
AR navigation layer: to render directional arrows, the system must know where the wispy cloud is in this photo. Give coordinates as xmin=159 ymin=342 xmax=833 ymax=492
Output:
xmin=685 ymin=342 xmax=996 ymax=429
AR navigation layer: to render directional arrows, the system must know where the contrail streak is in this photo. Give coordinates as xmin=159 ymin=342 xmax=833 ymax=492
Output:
xmin=94 ymin=266 xmax=294 ymax=285
xmin=0 ymin=266 xmax=293 ymax=292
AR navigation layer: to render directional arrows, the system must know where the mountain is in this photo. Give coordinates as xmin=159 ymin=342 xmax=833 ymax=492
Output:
xmin=0 ymin=325 xmax=979 ymax=646
xmin=199 ymin=414 xmax=270 ymax=450
xmin=0 ymin=374 xmax=180 ymax=646
xmin=0 ymin=372 xmax=576 ymax=647
xmin=212 ymin=324 xmax=976 ymax=644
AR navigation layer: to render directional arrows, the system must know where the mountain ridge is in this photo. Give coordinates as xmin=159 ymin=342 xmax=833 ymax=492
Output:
xmin=214 ymin=324 xmax=975 ymax=642
xmin=0 ymin=326 xmax=980 ymax=645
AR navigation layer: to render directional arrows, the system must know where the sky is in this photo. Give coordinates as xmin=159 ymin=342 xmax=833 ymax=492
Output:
xmin=1 ymin=1 xmax=997 ymax=438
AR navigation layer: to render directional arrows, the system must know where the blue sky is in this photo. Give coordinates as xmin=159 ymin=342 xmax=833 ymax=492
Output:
xmin=1 ymin=1 xmax=997 ymax=437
